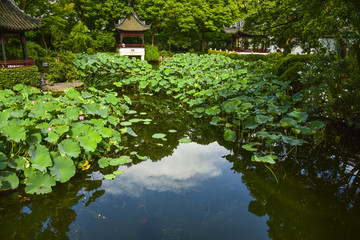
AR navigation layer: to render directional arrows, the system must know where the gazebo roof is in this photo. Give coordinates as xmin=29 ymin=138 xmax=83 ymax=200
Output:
xmin=0 ymin=0 xmax=41 ymax=32
xmin=115 ymin=10 xmax=150 ymax=32
xmin=224 ymin=19 xmax=252 ymax=37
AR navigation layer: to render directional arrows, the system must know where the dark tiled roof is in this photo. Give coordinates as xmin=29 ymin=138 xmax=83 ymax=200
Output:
xmin=224 ymin=19 xmax=252 ymax=37
xmin=0 ymin=0 xmax=40 ymax=32
xmin=115 ymin=10 xmax=150 ymax=32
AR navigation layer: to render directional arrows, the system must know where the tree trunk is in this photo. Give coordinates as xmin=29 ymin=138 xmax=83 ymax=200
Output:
xmin=152 ymin=32 xmax=155 ymax=46
xmin=201 ymin=32 xmax=205 ymax=52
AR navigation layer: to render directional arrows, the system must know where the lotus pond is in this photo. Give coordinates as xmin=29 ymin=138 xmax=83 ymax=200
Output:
xmin=0 ymin=53 xmax=360 ymax=239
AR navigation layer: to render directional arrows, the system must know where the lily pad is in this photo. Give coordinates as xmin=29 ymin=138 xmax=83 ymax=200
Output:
xmin=179 ymin=138 xmax=191 ymax=143
xmin=98 ymin=157 xmax=110 ymax=168
xmin=242 ymin=144 xmax=258 ymax=152
xmin=50 ymin=156 xmax=76 ymax=183
xmin=0 ymin=152 xmax=7 ymax=170
xmin=3 ymin=123 xmax=26 ymax=142
xmin=79 ymin=136 xmax=98 ymax=152
xmin=58 ymin=139 xmax=81 ymax=158
xmin=224 ymin=129 xmax=237 ymax=142
xmin=29 ymin=144 xmax=52 ymax=172
xmin=152 ymin=133 xmax=166 ymax=139
xmin=25 ymin=171 xmax=56 ymax=194
xmin=104 ymin=174 xmax=116 ymax=180
xmin=251 ymin=155 xmax=276 ymax=164
xmin=113 ymin=170 xmax=123 ymax=175
xmin=0 ymin=171 xmax=19 ymax=190
xmin=109 ymin=156 xmax=131 ymax=166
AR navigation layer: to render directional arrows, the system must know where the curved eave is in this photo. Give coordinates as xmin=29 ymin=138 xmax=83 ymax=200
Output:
xmin=114 ymin=10 xmax=150 ymax=32
xmin=0 ymin=0 xmax=41 ymax=32
xmin=224 ymin=28 xmax=252 ymax=38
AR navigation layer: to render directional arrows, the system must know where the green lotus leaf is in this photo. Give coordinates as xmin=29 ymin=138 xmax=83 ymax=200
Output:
xmin=106 ymin=94 xmax=119 ymax=105
xmin=98 ymin=157 xmax=110 ymax=168
xmin=108 ymin=116 xmax=118 ymax=126
xmin=255 ymin=115 xmax=273 ymax=124
xmin=29 ymin=144 xmax=52 ymax=172
xmin=64 ymin=107 xmax=79 ymax=121
xmin=125 ymin=110 xmax=137 ymax=115
xmin=3 ymin=123 xmax=26 ymax=142
xmin=223 ymin=100 xmax=238 ymax=113
xmin=129 ymin=118 xmax=143 ymax=123
xmin=240 ymin=102 xmax=252 ymax=111
xmin=0 ymin=152 xmax=7 ymax=170
xmin=54 ymin=125 xmax=70 ymax=136
xmin=79 ymin=136 xmax=97 ymax=152
xmin=111 ymin=129 xmax=122 ymax=142
xmin=0 ymin=111 xmax=11 ymax=128
xmin=126 ymin=127 xmax=138 ymax=137
xmin=46 ymin=131 xmax=60 ymax=143
xmin=152 ymin=133 xmax=166 ymax=139
xmin=0 ymin=171 xmax=19 ymax=190
xmin=50 ymin=156 xmax=76 ymax=183
xmin=168 ymin=129 xmax=177 ymax=133
xmin=288 ymin=111 xmax=308 ymax=123
xmin=96 ymin=107 xmax=109 ymax=118
xmin=98 ymin=127 xmax=112 ymax=138
xmin=69 ymin=122 xmax=91 ymax=137
xmin=8 ymin=156 xmax=26 ymax=171
xmin=224 ymin=129 xmax=237 ymax=142
xmin=179 ymin=138 xmax=191 ymax=143
xmin=295 ymin=126 xmax=315 ymax=135
xmin=251 ymin=155 xmax=276 ymax=164
xmin=245 ymin=116 xmax=259 ymax=129
xmin=25 ymin=171 xmax=56 ymax=194
xmin=104 ymin=174 xmax=116 ymax=180
xmin=58 ymin=139 xmax=81 ymax=158
xmin=279 ymin=117 xmax=298 ymax=128
xmin=242 ymin=144 xmax=258 ymax=152
xmin=84 ymin=103 xmax=98 ymax=114
xmin=89 ymin=131 xmax=102 ymax=143
xmin=10 ymin=109 xmax=25 ymax=118
xmin=309 ymin=121 xmax=326 ymax=130
xmin=109 ymin=156 xmax=131 ymax=166
xmin=210 ymin=116 xmax=219 ymax=125
xmin=120 ymin=121 xmax=132 ymax=126
xmin=28 ymin=133 xmax=42 ymax=146
xmin=113 ymin=170 xmax=123 ymax=175
xmin=123 ymin=94 xmax=132 ymax=104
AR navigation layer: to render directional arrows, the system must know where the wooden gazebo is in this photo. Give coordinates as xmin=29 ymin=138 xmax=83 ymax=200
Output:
xmin=0 ymin=0 xmax=40 ymax=68
xmin=224 ymin=19 xmax=252 ymax=52
xmin=114 ymin=10 xmax=150 ymax=60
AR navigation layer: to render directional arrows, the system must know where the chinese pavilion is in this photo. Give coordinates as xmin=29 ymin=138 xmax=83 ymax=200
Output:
xmin=114 ymin=10 xmax=150 ymax=60
xmin=224 ymin=19 xmax=252 ymax=51
xmin=0 ymin=0 xmax=41 ymax=68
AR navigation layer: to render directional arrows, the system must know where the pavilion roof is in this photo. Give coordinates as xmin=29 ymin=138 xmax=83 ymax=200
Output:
xmin=224 ymin=19 xmax=252 ymax=37
xmin=0 ymin=0 xmax=40 ymax=32
xmin=115 ymin=10 xmax=150 ymax=32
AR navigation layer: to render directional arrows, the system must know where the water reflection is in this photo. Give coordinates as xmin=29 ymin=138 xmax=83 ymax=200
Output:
xmin=102 ymin=142 xmax=229 ymax=197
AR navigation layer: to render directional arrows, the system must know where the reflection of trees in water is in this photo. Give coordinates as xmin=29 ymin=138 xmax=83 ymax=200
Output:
xmin=226 ymin=125 xmax=360 ymax=239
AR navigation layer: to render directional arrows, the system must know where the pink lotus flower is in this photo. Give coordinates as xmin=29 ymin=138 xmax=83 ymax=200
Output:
xmin=32 ymin=100 xmax=35 ymax=104
xmin=79 ymin=116 xmax=85 ymax=121
xmin=48 ymin=126 xmax=52 ymax=131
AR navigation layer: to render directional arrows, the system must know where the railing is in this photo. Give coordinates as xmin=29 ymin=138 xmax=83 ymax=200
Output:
xmin=0 ymin=59 xmax=36 ymax=68
xmin=117 ymin=44 xmax=145 ymax=48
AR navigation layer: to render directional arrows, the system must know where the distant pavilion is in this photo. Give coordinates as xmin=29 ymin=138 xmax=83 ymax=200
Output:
xmin=114 ymin=10 xmax=150 ymax=60
xmin=0 ymin=0 xmax=41 ymax=68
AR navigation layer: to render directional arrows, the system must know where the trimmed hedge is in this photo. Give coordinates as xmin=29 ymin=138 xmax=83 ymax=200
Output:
xmin=145 ymin=45 xmax=160 ymax=61
xmin=0 ymin=66 xmax=39 ymax=89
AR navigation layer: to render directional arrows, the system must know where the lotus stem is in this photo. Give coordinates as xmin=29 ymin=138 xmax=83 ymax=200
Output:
xmin=265 ymin=164 xmax=279 ymax=184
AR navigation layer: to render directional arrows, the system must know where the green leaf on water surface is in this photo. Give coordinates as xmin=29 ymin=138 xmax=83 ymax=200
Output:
xmin=105 ymin=94 xmax=119 ymax=105
xmin=126 ymin=127 xmax=138 ymax=137
xmin=0 ymin=152 xmax=7 ymax=170
xmin=98 ymin=127 xmax=112 ymax=138
xmin=288 ymin=111 xmax=308 ymax=123
xmin=242 ymin=144 xmax=258 ymax=152
xmin=109 ymin=156 xmax=131 ymax=166
xmin=245 ymin=116 xmax=259 ymax=130
xmin=205 ymin=106 xmax=221 ymax=116
xmin=58 ymin=139 xmax=81 ymax=158
xmin=79 ymin=136 xmax=97 ymax=152
xmin=168 ymin=129 xmax=177 ymax=133
xmin=295 ymin=126 xmax=315 ymax=135
xmin=195 ymin=107 xmax=205 ymax=113
xmin=255 ymin=115 xmax=273 ymax=124
xmin=210 ymin=116 xmax=219 ymax=125
xmin=0 ymin=171 xmax=19 ymax=190
xmin=29 ymin=144 xmax=52 ymax=172
xmin=84 ymin=103 xmax=98 ymax=114
xmin=45 ymin=131 xmax=60 ymax=143
xmin=50 ymin=156 xmax=76 ymax=183
xmin=28 ymin=133 xmax=42 ymax=146
xmin=96 ymin=107 xmax=109 ymax=118
xmin=251 ymin=155 xmax=276 ymax=164
xmin=140 ymin=112 xmax=147 ymax=115
xmin=123 ymin=94 xmax=132 ymax=105
xmin=120 ymin=121 xmax=132 ymax=126
xmin=179 ymin=138 xmax=191 ymax=143
xmin=89 ymin=131 xmax=102 ymax=143
xmin=129 ymin=118 xmax=143 ymax=123
xmin=25 ymin=171 xmax=56 ymax=194
xmin=108 ymin=116 xmax=118 ymax=126
xmin=113 ymin=170 xmax=123 ymax=175
xmin=8 ymin=156 xmax=26 ymax=171
xmin=3 ymin=123 xmax=26 ymax=142
xmin=279 ymin=117 xmax=298 ymax=128
xmin=104 ymin=174 xmax=116 ymax=180
xmin=98 ymin=157 xmax=110 ymax=168
xmin=152 ymin=133 xmax=166 ymax=139
xmin=281 ymin=135 xmax=307 ymax=146
xmin=224 ymin=129 xmax=237 ymax=142
xmin=309 ymin=121 xmax=326 ymax=130
xmin=82 ymin=92 xmax=93 ymax=99
xmin=125 ymin=110 xmax=137 ymax=115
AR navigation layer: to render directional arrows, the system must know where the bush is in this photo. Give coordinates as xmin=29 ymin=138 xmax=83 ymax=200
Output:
xmin=0 ymin=66 xmax=39 ymax=89
xmin=46 ymin=51 xmax=78 ymax=83
xmin=145 ymin=45 xmax=160 ymax=61
xmin=208 ymin=50 xmax=268 ymax=62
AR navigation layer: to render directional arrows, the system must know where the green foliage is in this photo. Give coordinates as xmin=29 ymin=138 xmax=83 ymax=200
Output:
xmin=209 ymin=50 xmax=268 ymax=62
xmin=145 ymin=45 xmax=160 ymax=61
xmin=0 ymin=85 xmax=136 ymax=194
xmin=91 ymin=30 xmax=116 ymax=52
xmin=0 ymin=66 xmax=39 ymax=89
xmin=46 ymin=51 xmax=78 ymax=82
xmin=64 ymin=22 xmax=94 ymax=53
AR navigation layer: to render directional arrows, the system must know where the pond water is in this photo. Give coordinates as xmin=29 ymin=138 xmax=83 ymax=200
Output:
xmin=0 ymin=93 xmax=359 ymax=240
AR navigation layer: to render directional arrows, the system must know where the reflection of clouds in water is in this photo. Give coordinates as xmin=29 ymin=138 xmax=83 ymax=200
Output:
xmin=102 ymin=142 xmax=229 ymax=197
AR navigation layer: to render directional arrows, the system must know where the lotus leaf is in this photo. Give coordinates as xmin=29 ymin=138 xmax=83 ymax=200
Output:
xmin=251 ymin=155 xmax=276 ymax=164
xmin=108 ymin=116 xmax=118 ymax=126
xmin=179 ymin=138 xmax=191 ymax=143
xmin=245 ymin=116 xmax=259 ymax=130
xmin=84 ymin=103 xmax=98 ymax=114
xmin=120 ymin=121 xmax=132 ymax=126
xmin=0 ymin=152 xmax=7 ymax=170
xmin=0 ymin=111 xmax=11 ymax=128
xmin=109 ymin=156 xmax=131 ymax=166
xmin=46 ymin=131 xmax=60 ymax=143
xmin=3 ymin=123 xmax=26 ymax=142
xmin=123 ymin=95 xmax=132 ymax=104
xmin=29 ymin=144 xmax=52 ymax=172
xmin=58 ymin=139 xmax=81 ymax=158
xmin=288 ymin=111 xmax=308 ymax=123
xmin=64 ymin=107 xmax=79 ymax=121
xmin=309 ymin=121 xmax=326 ymax=130
xmin=279 ymin=117 xmax=298 ymax=128
xmin=242 ymin=144 xmax=258 ymax=152
xmin=152 ymin=133 xmax=166 ymax=139
xmin=98 ymin=127 xmax=112 ymax=138
xmin=224 ymin=129 xmax=237 ymax=142
xmin=0 ymin=171 xmax=19 ymax=190
xmin=50 ymin=156 xmax=76 ymax=183
xmin=8 ymin=156 xmax=26 ymax=171
xmin=104 ymin=174 xmax=116 ymax=180
xmin=79 ymin=136 xmax=98 ymax=152
xmin=28 ymin=133 xmax=42 ymax=146
xmin=168 ymin=129 xmax=177 ymax=133
xmin=25 ymin=171 xmax=56 ymax=194
xmin=96 ymin=108 xmax=109 ymax=118
xmin=255 ymin=115 xmax=273 ymax=124
xmin=126 ymin=127 xmax=138 ymax=137
xmin=98 ymin=157 xmax=110 ymax=168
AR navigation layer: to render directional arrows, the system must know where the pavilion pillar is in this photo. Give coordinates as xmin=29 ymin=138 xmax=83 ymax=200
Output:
xmin=120 ymin=32 xmax=123 ymax=44
xmin=141 ymin=34 xmax=144 ymax=44
xmin=235 ymin=35 xmax=239 ymax=48
xmin=230 ymin=36 xmax=233 ymax=50
xmin=20 ymin=32 xmax=28 ymax=60
xmin=1 ymin=31 xmax=6 ymax=62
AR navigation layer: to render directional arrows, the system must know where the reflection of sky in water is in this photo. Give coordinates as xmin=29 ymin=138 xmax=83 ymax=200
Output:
xmin=102 ymin=142 xmax=230 ymax=197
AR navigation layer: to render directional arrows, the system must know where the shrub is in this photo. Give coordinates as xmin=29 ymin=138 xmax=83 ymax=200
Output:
xmin=145 ymin=45 xmax=160 ymax=61
xmin=46 ymin=51 xmax=78 ymax=83
xmin=208 ymin=50 xmax=268 ymax=62
xmin=0 ymin=66 xmax=39 ymax=89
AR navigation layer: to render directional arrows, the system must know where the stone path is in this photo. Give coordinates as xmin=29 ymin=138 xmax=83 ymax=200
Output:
xmin=40 ymin=80 xmax=84 ymax=92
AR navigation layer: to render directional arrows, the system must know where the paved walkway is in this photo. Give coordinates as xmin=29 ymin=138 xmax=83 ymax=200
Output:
xmin=40 ymin=80 xmax=84 ymax=92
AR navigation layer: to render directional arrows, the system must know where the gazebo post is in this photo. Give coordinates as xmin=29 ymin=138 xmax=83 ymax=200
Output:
xmin=20 ymin=32 xmax=28 ymax=60
xmin=1 ymin=31 xmax=6 ymax=61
